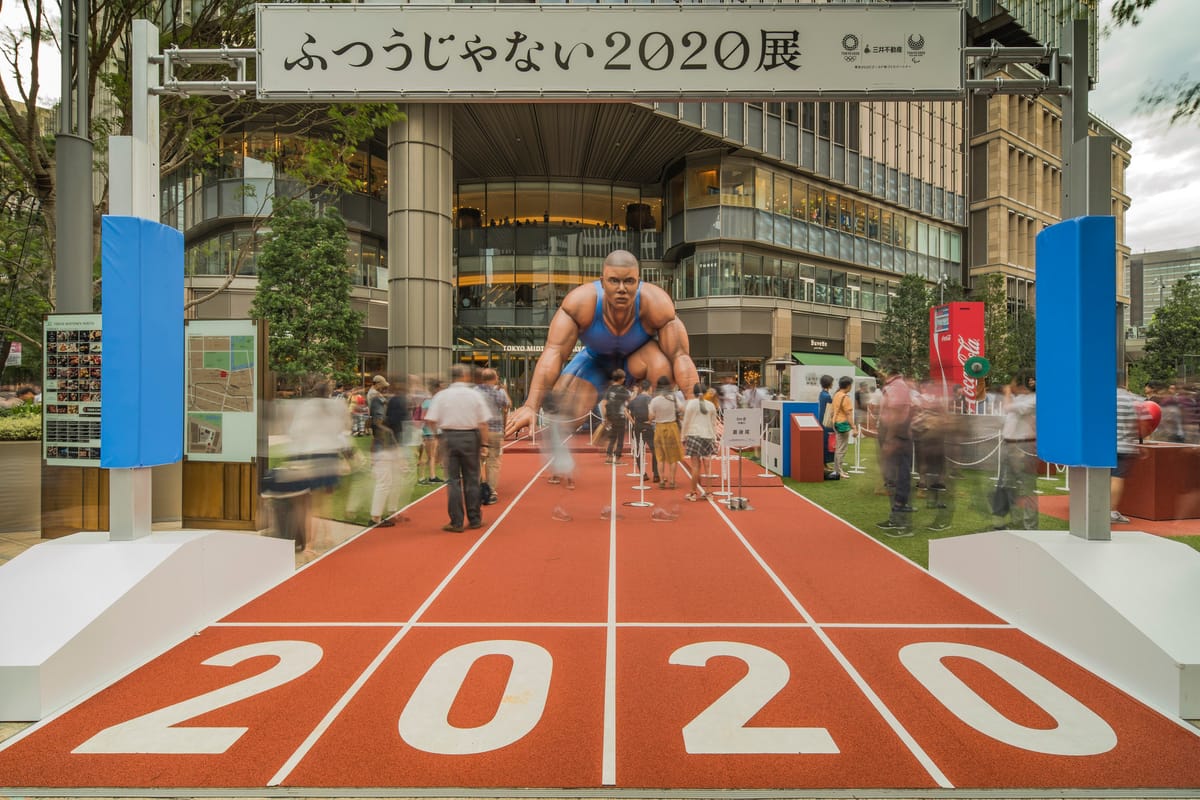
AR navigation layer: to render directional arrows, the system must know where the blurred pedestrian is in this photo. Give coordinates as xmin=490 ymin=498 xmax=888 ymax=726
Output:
xmin=681 ymin=382 xmax=718 ymax=501
xmin=1112 ymin=375 xmax=1140 ymax=525
xmin=650 ymin=375 xmax=683 ymax=489
xmin=541 ymin=389 xmax=576 ymax=489
xmin=817 ymin=374 xmax=835 ymax=474
xmin=425 ymin=364 xmax=493 ymax=533
xmin=601 ymin=369 xmax=631 ymax=465
xmin=284 ymin=378 xmax=352 ymax=555
xmin=368 ymin=376 xmax=398 ymax=528
xmin=416 ymin=378 xmax=442 ymax=484
xmin=476 ymin=368 xmax=511 ymax=505
xmin=831 ymin=375 xmax=858 ymax=479
xmin=996 ymin=371 xmax=1038 ymax=530
xmin=628 ymin=379 xmax=659 ymax=484
xmin=876 ymin=366 xmax=916 ymax=533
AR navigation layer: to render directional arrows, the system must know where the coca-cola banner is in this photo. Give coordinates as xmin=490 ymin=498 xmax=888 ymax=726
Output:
xmin=929 ymin=302 xmax=985 ymax=399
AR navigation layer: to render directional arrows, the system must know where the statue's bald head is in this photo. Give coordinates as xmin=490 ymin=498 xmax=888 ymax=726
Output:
xmin=603 ymin=250 xmax=639 ymax=271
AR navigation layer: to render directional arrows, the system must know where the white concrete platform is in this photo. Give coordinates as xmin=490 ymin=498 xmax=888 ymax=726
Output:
xmin=930 ymin=529 xmax=1200 ymax=720
xmin=0 ymin=530 xmax=294 ymax=721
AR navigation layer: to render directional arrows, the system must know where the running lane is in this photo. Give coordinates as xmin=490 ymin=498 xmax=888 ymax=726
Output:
xmin=1 ymin=451 xmax=1199 ymax=792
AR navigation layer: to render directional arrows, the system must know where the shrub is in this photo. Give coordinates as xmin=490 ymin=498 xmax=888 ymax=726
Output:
xmin=0 ymin=414 xmax=41 ymax=440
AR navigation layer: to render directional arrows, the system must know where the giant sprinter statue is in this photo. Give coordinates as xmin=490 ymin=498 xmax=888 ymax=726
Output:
xmin=505 ymin=249 xmax=701 ymax=437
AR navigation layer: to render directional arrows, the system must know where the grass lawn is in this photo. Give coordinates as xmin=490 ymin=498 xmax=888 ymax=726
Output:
xmin=781 ymin=445 xmax=1200 ymax=567
xmin=779 ymin=444 xmax=1070 ymax=569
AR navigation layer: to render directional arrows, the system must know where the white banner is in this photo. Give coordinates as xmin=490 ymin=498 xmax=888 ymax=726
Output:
xmin=257 ymin=3 xmax=964 ymax=101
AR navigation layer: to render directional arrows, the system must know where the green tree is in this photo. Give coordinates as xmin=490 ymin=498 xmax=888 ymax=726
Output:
xmin=1004 ymin=309 xmax=1037 ymax=385
xmin=0 ymin=119 xmax=51 ymax=381
xmin=1140 ymin=278 xmax=1200 ymax=382
xmin=250 ymin=199 xmax=363 ymax=389
xmin=878 ymin=274 xmax=931 ymax=379
xmin=964 ymin=273 xmax=1013 ymax=384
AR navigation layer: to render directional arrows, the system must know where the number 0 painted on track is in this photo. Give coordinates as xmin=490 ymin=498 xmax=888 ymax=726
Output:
xmin=398 ymin=640 xmax=553 ymax=755
xmin=670 ymin=641 xmax=838 ymax=754
xmin=900 ymin=642 xmax=1118 ymax=756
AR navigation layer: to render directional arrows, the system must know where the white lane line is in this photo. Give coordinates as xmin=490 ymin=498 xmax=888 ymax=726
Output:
xmin=267 ymin=467 xmax=546 ymax=787
xmin=707 ymin=499 xmax=954 ymax=789
xmin=213 ymin=619 xmax=1013 ymax=629
xmin=602 ymin=459 xmax=619 ymax=786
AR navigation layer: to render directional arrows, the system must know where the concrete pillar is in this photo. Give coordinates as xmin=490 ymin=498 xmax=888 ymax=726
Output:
xmin=387 ymin=104 xmax=454 ymax=379
xmin=844 ymin=317 xmax=862 ymax=363
xmin=771 ymin=307 xmax=792 ymax=361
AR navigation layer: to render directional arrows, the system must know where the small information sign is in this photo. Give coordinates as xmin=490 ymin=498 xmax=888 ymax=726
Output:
xmin=722 ymin=408 xmax=763 ymax=450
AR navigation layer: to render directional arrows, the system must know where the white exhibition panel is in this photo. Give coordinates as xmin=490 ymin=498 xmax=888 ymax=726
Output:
xmin=0 ymin=530 xmax=293 ymax=721
xmin=256 ymin=3 xmax=964 ymax=101
xmin=930 ymin=530 xmax=1200 ymax=720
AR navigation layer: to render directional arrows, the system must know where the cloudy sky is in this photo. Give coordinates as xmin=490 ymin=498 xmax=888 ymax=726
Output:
xmin=1091 ymin=0 xmax=1200 ymax=254
xmin=1 ymin=0 xmax=1197 ymax=253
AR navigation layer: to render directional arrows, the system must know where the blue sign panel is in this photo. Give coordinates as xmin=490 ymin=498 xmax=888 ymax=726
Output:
xmin=100 ymin=216 xmax=184 ymax=468
xmin=1035 ymin=216 xmax=1116 ymax=467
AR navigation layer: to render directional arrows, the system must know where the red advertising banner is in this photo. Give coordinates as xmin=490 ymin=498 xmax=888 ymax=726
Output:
xmin=930 ymin=302 xmax=985 ymax=400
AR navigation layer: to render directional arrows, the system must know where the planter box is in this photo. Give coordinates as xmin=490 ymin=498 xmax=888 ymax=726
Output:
xmin=0 ymin=440 xmax=41 ymax=534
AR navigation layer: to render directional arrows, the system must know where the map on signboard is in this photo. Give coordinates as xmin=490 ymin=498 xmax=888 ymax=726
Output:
xmin=184 ymin=321 xmax=257 ymax=463
xmin=187 ymin=412 xmax=224 ymax=455
xmin=188 ymin=335 xmax=255 ymax=412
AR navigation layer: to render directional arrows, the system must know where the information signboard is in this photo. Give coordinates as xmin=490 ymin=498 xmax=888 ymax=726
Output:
xmin=184 ymin=319 xmax=258 ymax=463
xmin=257 ymin=3 xmax=964 ymax=102
xmin=722 ymin=408 xmax=763 ymax=450
xmin=42 ymin=314 xmax=102 ymax=467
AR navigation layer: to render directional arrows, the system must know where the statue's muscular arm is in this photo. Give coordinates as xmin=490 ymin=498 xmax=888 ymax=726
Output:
xmin=504 ymin=284 xmax=595 ymax=437
xmin=640 ymin=283 xmax=700 ymax=393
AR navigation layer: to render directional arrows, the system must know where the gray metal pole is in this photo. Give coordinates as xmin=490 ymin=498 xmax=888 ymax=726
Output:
xmin=54 ymin=0 xmax=93 ymax=314
xmin=1060 ymin=18 xmax=1113 ymax=542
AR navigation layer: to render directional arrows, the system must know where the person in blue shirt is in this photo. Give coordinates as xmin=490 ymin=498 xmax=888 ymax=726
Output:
xmin=505 ymin=249 xmax=700 ymax=437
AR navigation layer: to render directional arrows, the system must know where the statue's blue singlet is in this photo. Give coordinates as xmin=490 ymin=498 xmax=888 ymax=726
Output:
xmin=561 ymin=280 xmax=653 ymax=393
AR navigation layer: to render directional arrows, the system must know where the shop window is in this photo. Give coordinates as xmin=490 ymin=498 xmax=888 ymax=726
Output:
xmin=721 ymin=162 xmax=754 ymax=207
xmin=688 ymin=165 xmax=720 ymax=209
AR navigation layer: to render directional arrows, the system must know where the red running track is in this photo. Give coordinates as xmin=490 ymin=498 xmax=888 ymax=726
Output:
xmin=1 ymin=447 xmax=1199 ymax=793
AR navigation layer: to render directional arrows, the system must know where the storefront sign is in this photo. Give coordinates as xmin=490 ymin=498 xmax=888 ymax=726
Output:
xmin=257 ymin=3 xmax=964 ymax=101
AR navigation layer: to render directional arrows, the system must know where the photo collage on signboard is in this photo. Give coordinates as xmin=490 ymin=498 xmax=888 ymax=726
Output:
xmin=42 ymin=314 xmax=102 ymax=466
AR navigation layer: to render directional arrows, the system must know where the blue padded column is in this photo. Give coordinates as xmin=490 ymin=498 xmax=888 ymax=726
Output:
xmin=100 ymin=215 xmax=184 ymax=467
xmin=1035 ymin=215 xmax=1116 ymax=467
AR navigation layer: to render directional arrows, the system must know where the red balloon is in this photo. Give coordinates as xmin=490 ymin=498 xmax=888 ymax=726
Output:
xmin=1137 ymin=400 xmax=1162 ymax=438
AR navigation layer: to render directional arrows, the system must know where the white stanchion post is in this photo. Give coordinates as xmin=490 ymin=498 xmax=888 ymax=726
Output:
xmin=712 ymin=441 xmax=732 ymax=498
xmin=626 ymin=428 xmax=641 ymax=477
xmin=847 ymin=430 xmax=866 ymax=474
xmin=757 ymin=420 xmax=774 ymax=478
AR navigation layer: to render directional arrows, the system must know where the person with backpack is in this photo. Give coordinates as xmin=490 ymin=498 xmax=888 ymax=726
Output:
xmin=600 ymin=369 xmax=632 ymax=465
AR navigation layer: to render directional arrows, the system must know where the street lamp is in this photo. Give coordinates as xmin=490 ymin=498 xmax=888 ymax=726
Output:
xmin=766 ymin=357 xmax=793 ymax=397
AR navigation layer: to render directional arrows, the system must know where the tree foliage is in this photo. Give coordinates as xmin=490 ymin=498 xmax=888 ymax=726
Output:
xmin=0 ymin=0 xmax=402 ymax=315
xmin=250 ymin=199 xmax=363 ymax=389
xmin=876 ymin=274 xmax=1035 ymax=386
xmin=1140 ymin=278 xmax=1200 ymax=382
xmin=878 ymin=274 xmax=931 ymax=379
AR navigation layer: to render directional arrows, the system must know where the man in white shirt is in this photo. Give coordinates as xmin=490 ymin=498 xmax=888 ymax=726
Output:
xmin=425 ymin=364 xmax=494 ymax=533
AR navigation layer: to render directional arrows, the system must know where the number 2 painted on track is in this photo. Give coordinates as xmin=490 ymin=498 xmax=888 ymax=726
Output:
xmin=72 ymin=639 xmax=1117 ymax=758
